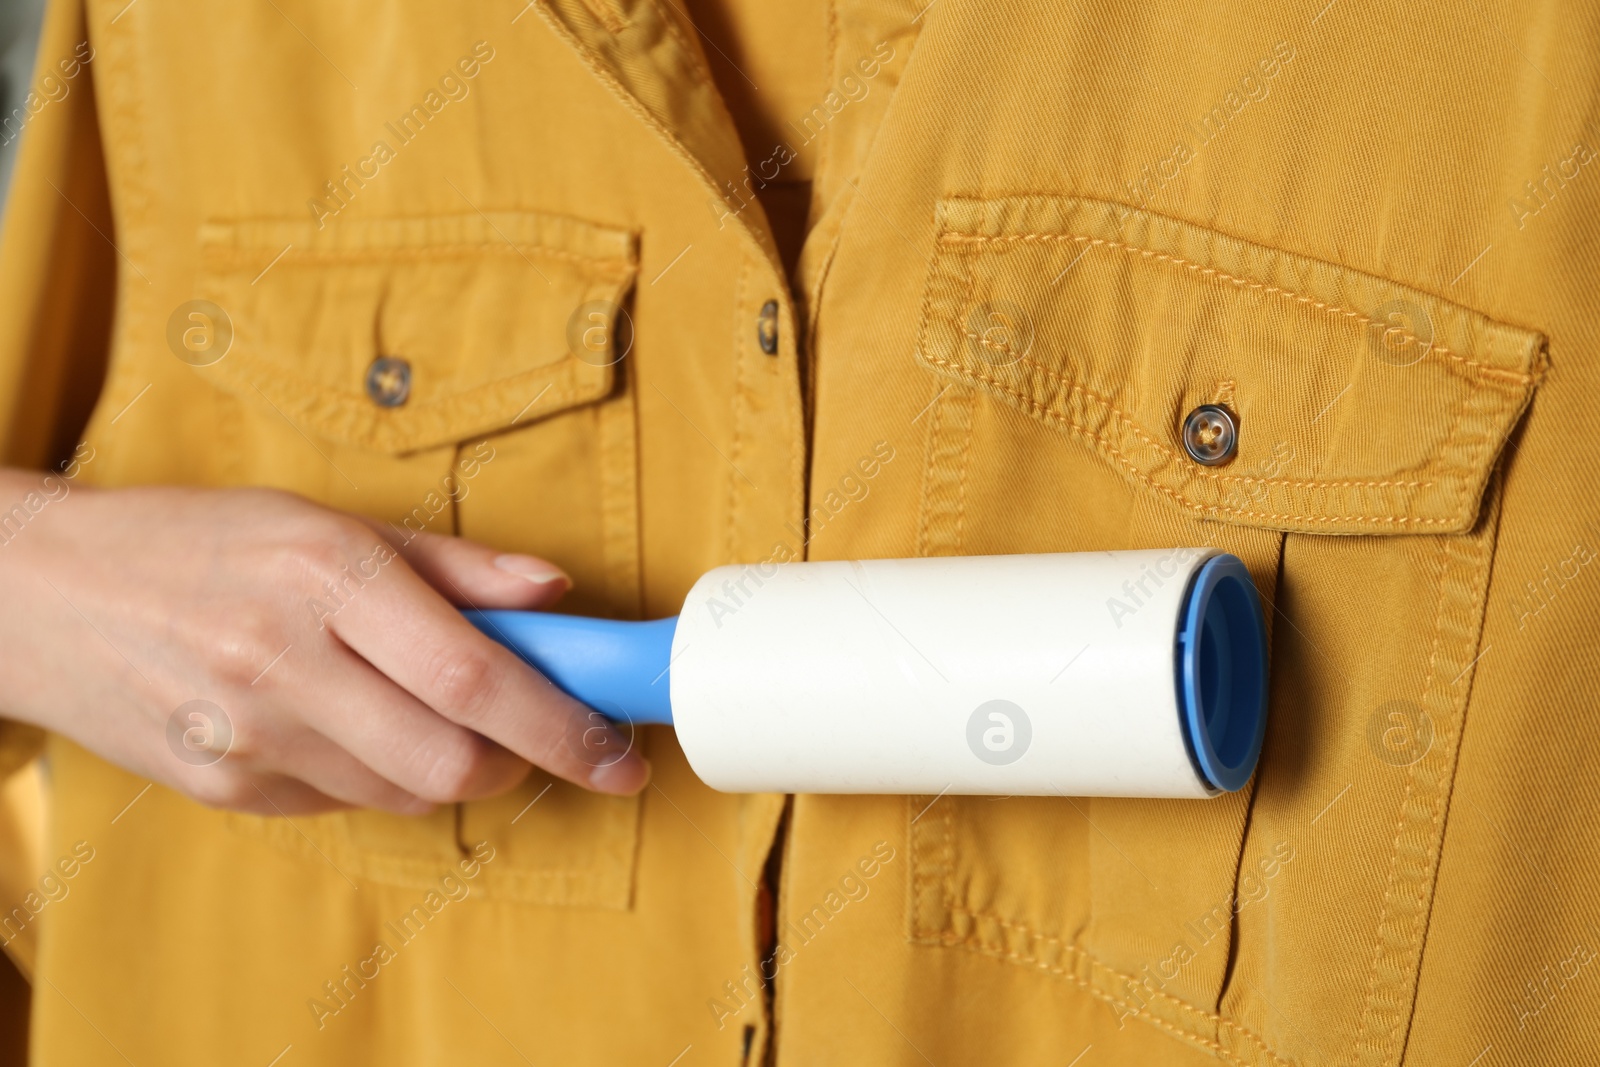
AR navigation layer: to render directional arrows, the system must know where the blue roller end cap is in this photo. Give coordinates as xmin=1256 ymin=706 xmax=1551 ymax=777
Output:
xmin=465 ymin=611 xmax=677 ymax=725
xmin=1176 ymin=554 xmax=1269 ymax=793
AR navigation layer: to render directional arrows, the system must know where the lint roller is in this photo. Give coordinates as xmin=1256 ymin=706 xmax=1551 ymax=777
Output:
xmin=466 ymin=549 xmax=1268 ymax=798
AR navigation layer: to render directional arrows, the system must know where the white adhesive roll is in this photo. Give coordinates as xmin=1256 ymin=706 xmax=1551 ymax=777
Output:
xmin=668 ymin=549 xmax=1266 ymax=798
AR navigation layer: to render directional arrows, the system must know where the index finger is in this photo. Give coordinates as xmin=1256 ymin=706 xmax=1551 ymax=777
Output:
xmin=325 ymin=549 xmax=650 ymax=795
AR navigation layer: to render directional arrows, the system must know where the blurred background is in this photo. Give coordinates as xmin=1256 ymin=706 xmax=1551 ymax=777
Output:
xmin=0 ymin=0 xmax=45 ymax=200
xmin=0 ymin=0 xmax=49 ymax=1056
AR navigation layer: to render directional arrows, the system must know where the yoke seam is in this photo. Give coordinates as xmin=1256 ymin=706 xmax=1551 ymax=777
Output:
xmin=202 ymin=245 xmax=636 ymax=271
xmin=937 ymin=232 xmax=1533 ymax=386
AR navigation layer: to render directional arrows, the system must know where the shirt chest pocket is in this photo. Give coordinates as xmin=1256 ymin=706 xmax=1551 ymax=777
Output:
xmin=195 ymin=211 xmax=646 ymax=909
xmin=907 ymin=195 xmax=1544 ymax=1058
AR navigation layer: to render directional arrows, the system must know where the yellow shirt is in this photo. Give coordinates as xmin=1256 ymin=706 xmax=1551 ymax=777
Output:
xmin=680 ymin=0 xmax=827 ymax=275
xmin=0 ymin=0 xmax=1596 ymax=1064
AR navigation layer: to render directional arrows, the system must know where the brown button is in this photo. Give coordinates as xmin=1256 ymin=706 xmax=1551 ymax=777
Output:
xmin=365 ymin=356 xmax=411 ymax=407
xmin=757 ymin=300 xmax=779 ymax=355
xmin=1181 ymin=404 xmax=1238 ymax=466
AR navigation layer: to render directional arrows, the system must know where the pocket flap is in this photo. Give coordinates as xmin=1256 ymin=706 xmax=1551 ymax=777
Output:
xmin=917 ymin=195 xmax=1546 ymax=535
xmin=197 ymin=211 xmax=637 ymax=454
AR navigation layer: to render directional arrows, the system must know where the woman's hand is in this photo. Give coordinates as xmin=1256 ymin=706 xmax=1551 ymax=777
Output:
xmin=0 ymin=472 xmax=650 ymax=815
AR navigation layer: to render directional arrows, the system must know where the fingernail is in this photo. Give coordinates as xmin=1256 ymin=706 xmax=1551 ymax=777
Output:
xmin=589 ymin=756 xmax=651 ymax=795
xmin=494 ymin=554 xmax=571 ymax=588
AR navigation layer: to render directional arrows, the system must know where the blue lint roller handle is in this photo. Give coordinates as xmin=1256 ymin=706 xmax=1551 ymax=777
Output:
xmin=467 ymin=549 xmax=1269 ymax=798
xmin=464 ymin=612 xmax=677 ymax=725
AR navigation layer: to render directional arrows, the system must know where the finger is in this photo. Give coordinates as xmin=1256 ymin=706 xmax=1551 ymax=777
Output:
xmin=325 ymin=556 xmax=650 ymax=795
xmin=141 ymin=730 xmax=355 ymax=817
xmin=352 ymin=517 xmax=571 ymax=611
xmin=273 ymin=641 xmax=532 ymax=804
xmin=171 ymin=769 xmax=355 ymax=817
xmin=262 ymin=728 xmax=436 ymax=815
xmin=239 ymin=774 xmax=355 ymax=816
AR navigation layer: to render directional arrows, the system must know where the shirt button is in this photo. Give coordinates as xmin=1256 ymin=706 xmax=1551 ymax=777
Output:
xmin=757 ymin=300 xmax=779 ymax=355
xmin=365 ymin=356 xmax=411 ymax=407
xmin=1181 ymin=404 xmax=1238 ymax=466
